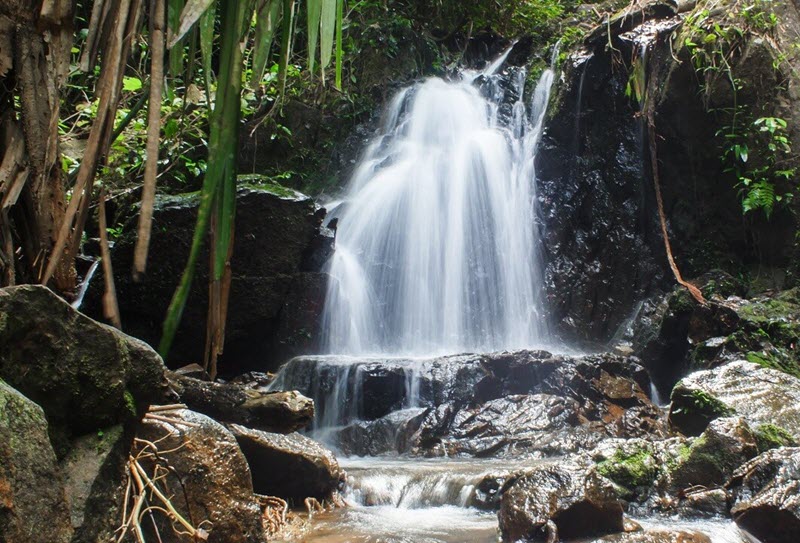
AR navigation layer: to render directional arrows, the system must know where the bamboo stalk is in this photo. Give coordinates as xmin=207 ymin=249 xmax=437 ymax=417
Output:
xmin=98 ymin=188 xmax=122 ymax=328
xmin=133 ymin=0 xmax=167 ymax=280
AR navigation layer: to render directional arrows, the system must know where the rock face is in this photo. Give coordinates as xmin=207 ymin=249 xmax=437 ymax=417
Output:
xmin=274 ymin=350 xmax=665 ymax=457
xmin=498 ymin=460 xmax=625 ymax=542
xmin=167 ymin=371 xmax=314 ymax=433
xmin=0 ymin=380 xmax=73 ymax=543
xmin=668 ymin=360 xmax=800 ymax=438
xmin=132 ymin=409 xmax=265 ymax=543
xmin=85 ymin=186 xmax=333 ymax=372
xmin=627 ymin=282 xmax=800 ymax=395
xmin=727 ymin=447 xmax=800 ymax=543
xmin=538 ymin=1 xmax=798 ymax=348
xmin=227 ymin=424 xmax=344 ymax=504
xmin=0 ymin=285 xmax=169 ymax=455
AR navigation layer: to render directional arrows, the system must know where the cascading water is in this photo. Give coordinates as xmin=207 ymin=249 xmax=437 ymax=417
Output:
xmin=273 ymin=48 xmax=754 ymax=543
xmin=320 ymin=55 xmax=555 ymax=356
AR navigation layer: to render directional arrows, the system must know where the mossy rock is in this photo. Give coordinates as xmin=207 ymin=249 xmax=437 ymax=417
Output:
xmin=669 ymin=387 xmax=736 ymax=436
xmin=596 ymin=446 xmax=659 ymax=499
xmin=670 ymin=417 xmax=758 ymax=489
xmin=754 ymin=424 xmax=798 ymax=453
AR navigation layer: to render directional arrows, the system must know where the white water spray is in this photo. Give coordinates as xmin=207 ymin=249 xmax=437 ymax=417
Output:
xmin=321 ymin=56 xmax=556 ymax=356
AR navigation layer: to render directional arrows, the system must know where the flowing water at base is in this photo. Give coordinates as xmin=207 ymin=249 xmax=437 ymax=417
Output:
xmin=290 ymin=458 xmax=752 ymax=543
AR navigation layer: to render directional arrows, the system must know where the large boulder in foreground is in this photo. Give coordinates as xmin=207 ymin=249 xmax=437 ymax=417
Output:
xmin=668 ymin=360 xmax=800 ymax=438
xmin=0 ymin=380 xmax=72 ymax=543
xmin=132 ymin=408 xmax=264 ymax=543
xmin=0 ymin=285 xmax=169 ymax=455
xmin=727 ymin=447 xmax=800 ymax=543
xmin=498 ymin=460 xmax=624 ymax=542
xmin=85 ymin=185 xmax=332 ymax=372
xmin=228 ymin=424 xmax=344 ymax=504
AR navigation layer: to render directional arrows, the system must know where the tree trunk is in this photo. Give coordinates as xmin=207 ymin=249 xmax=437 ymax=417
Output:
xmin=0 ymin=1 xmax=75 ymax=291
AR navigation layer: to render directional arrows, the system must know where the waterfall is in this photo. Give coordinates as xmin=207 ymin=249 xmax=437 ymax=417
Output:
xmin=320 ymin=56 xmax=557 ymax=357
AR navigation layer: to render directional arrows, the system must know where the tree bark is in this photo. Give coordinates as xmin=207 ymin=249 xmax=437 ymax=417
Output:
xmin=0 ymin=1 xmax=75 ymax=289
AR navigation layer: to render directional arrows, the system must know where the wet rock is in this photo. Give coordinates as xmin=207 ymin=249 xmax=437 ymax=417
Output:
xmin=167 ymin=371 xmax=313 ymax=433
xmin=677 ymin=488 xmax=728 ymax=518
xmin=62 ymin=425 xmax=129 ymax=534
xmin=591 ymin=529 xmax=711 ymax=543
xmin=84 ymin=186 xmax=329 ymax=372
xmin=0 ymin=284 xmax=169 ymax=456
xmin=227 ymin=424 xmax=344 ymax=504
xmin=276 ymin=350 xmax=666 ymax=458
xmin=591 ymin=437 xmax=689 ymax=504
xmin=727 ymin=447 xmax=800 ymax=543
xmin=669 ymin=417 xmax=758 ymax=490
xmin=499 ymin=460 xmax=625 ymax=542
xmin=631 ymin=285 xmax=800 ymax=396
xmin=133 ymin=409 xmax=264 ymax=543
xmin=336 ymin=407 xmax=427 ymax=456
xmin=0 ymin=380 xmax=72 ymax=543
xmin=668 ymin=360 xmax=800 ymax=438
xmin=410 ymin=394 xmax=600 ymax=458
xmin=273 ymin=272 xmax=330 ymax=361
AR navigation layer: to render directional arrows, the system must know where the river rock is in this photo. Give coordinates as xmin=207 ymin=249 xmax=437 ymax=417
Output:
xmin=670 ymin=417 xmax=758 ymax=490
xmin=0 ymin=284 xmax=169 ymax=456
xmin=590 ymin=529 xmax=711 ymax=543
xmin=275 ymin=350 xmax=666 ymax=457
xmin=167 ymin=371 xmax=314 ymax=433
xmin=498 ymin=460 xmax=625 ymax=542
xmin=84 ymin=186 xmax=331 ymax=372
xmin=409 ymin=394 xmax=601 ymax=458
xmin=0 ymin=380 xmax=72 ymax=543
xmin=727 ymin=447 xmax=800 ymax=543
xmin=62 ymin=425 xmax=130 ymax=535
xmin=227 ymin=423 xmax=344 ymax=504
xmin=132 ymin=409 xmax=264 ymax=543
xmin=668 ymin=360 xmax=800 ymax=437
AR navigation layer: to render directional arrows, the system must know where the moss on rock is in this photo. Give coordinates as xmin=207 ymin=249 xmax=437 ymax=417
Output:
xmin=597 ymin=446 xmax=659 ymax=498
xmin=754 ymin=423 xmax=798 ymax=452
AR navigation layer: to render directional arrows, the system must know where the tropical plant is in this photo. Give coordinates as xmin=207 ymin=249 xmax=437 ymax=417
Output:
xmin=0 ymin=0 xmax=345 ymax=379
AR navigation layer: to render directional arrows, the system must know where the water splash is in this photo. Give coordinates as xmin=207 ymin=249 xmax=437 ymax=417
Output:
xmin=321 ymin=56 xmax=557 ymax=357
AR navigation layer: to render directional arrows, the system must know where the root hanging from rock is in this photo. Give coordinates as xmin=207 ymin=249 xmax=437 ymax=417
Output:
xmin=116 ymin=407 xmax=211 ymax=543
xmin=644 ymin=44 xmax=706 ymax=306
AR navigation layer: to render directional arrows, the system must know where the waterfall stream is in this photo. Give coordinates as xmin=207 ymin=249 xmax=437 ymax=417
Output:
xmin=320 ymin=54 xmax=554 ymax=356
xmin=271 ymin=48 xmax=752 ymax=543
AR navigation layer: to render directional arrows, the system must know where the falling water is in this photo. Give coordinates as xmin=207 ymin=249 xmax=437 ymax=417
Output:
xmin=321 ymin=55 xmax=556 ymax=356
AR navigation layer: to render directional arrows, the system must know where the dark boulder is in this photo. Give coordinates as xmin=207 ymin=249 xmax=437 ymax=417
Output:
xmin=0 ymin=380 xmax=72 ymax=543
xmin=84 ymin=186 xmax=331 ymax=373
xmin=274 ymin=350 xmax=665 ymax=458
xmin=498 ymin=460 xmax=625 ymax=542
xmin=227 ymin=424 xmax=344 ymax=504
xmin=0 ymin=285 xmax=169 ymax=456
xmin=408 ymin=394 xmax=599 ymax=458
xmin=727 ymin=447 xmax=800 ymax=543
xmin=167 ymin=371 xmax=313 ymax=433
xmin=668 ymin=360 xmax=800 ymax=438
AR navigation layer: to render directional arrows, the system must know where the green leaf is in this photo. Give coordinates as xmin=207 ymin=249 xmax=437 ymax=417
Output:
xmin=334 ymin=0 xmax=343 ymax=89
xmin=306 ymin=0 xmax=322 ymax=75
xmin=169 ymin=0 xmax=215 ymax=48
xmin=251 ymin=0 xmax=282 ymax=87
xmin=122 ymin=76 xmax=143 ymax=91
xmin=200 ymin=1 xmax=216 ymax=96
xmin=319 ymin=0 xmax=336 ymax=76
xmin=277 ymin=0 xmax=296 ymax=98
